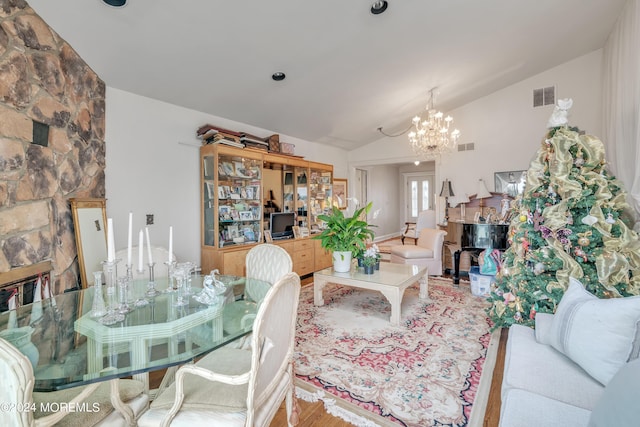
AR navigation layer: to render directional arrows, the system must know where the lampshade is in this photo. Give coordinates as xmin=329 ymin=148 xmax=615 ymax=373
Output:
xmin=476 ymin=179 xmax=492 ymax=199
xmin=440 ymin=179 xmax=454 ymax=198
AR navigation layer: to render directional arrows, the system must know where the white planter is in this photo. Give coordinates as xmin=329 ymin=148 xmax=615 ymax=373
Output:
xmin=332 ymin=251 xmax=352 ymax=273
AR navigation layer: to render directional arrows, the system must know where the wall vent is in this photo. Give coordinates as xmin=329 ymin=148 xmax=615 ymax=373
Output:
xmin=533 ymin=86 xmax=555 ymax=107
xmin=457 ymin=143 xmax=475 ymax=151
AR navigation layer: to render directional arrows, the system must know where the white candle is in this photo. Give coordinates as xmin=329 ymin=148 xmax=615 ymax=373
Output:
xmin=138 ymin=229 xmax=144 ymax=271
xmin=107 ymin=218 xmax=115 ymax=262
xmin=127 ymin=212 xmax=133 ymax=265
xmin=168 ymin=226 xmax=173 ymax=264
xmin=145 ymin=227 xmax=153 ymax=264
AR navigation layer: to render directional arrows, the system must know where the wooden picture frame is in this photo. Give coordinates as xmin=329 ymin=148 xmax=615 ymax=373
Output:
xmin=333 ymin=178 xmax=348 ymax=210
xmin=292 ymin=225 xmax=301 ymax=239
xmin=264 ymin=230 xmax=273 ymax=243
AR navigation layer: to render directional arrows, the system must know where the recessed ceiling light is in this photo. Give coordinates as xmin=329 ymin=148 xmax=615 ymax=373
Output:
xmin=414 ymin=160 xmax=420 ymax=166
xmin=371 ymin=1 xmax=388 ymax=15
xmin=272 ymin=72 xmax=286 ymax=81
xmin=102 ymin=0 xmax=127 ymax=7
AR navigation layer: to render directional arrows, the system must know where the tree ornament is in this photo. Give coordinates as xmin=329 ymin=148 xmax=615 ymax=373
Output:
xmin=581 ymin=214 xmax=598 ymax=226
xmin=606 ymin=212 xmax=615 ymax=224
xmin=578 ymin=236 xmax=590 ymax=246
xmin=566 ymin=211 xmax=574 ymax=225
xmin=533 ymin=262 xmax=546 ymax=275
xmin=574 ymin=247 xmax=588 ymax=262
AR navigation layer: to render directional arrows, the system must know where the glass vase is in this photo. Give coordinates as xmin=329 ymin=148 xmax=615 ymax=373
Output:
xmin=90 ymin=271 xmax=107 ymax=318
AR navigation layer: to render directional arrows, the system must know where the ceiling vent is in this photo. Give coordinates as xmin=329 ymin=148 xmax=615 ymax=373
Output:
xmin=533 ymin=86 xmax=555 ymax=107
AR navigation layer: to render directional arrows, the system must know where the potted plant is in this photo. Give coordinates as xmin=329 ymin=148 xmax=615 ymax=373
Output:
xmin=313 ymin=202 xmax=375 ymax=272
xmin=361 ymin=246 xmax=378 ymax=274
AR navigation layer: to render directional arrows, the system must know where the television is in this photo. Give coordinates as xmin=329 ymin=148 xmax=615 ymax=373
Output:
xmin=270 ymin=212 xmax=295 ymax=240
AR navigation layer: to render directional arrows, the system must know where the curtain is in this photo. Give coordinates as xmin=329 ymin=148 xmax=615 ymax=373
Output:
xmin=602 ymin=0 xmax=640 ymax=226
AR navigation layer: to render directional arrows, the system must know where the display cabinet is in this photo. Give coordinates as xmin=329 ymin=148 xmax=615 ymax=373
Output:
xmin=200 ymin=144 xmax=334 ymax=275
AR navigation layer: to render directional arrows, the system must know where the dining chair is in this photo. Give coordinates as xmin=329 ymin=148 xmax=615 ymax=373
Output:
xmin=138 ymin=272 xmax=302 ymax=427
xmin=0 ymin=337 xmax=149 ymax=427
xmin=224 ymin=244 xmax=293 ymax=349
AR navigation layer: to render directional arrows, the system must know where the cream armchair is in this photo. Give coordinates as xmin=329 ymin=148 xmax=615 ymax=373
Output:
xmin=390 ymin=228 xmax=447 ymax=276
xmin=401 ymin=210 xmax=436 ymax=244
xmin=0 ymin=337 xmax=149 ymax=427
xmin=138 ymin=272 xmax=302 ymax=427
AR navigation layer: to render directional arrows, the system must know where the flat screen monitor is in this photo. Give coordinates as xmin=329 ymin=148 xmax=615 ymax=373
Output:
xmin=270 ymin=212 xmax=295 ymax=240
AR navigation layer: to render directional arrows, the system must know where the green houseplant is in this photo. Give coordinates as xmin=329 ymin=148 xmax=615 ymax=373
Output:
xmin=313 ymin=202 xmax=375 ymax=272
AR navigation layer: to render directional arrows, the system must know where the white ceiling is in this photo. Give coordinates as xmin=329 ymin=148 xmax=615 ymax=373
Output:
xmin=28 ymin=0 xmax=626 ymax=151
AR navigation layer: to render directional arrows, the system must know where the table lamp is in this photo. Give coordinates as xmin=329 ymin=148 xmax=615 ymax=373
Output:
xmin=440 ymin=179 xmax=455 ymax=224
xmin=458 ymin=193 xmax=470 ymax=222
xmin=476 ymin=178 xmax=492 ymax=220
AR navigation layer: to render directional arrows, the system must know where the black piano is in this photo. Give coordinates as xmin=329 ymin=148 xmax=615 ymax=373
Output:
xmin=453 ymin=223 xmax=509 ymax=285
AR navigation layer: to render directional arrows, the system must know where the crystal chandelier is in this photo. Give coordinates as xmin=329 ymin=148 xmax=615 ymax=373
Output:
xmin=408 ymin=88 xmax=460 ymax=160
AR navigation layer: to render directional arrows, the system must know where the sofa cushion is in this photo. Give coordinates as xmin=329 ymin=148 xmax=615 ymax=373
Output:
xmin=549 ymin=277 xmax=640 ymax=385
xmin=390 ymin=245 xmax=433 ymax=259
xmin=502 ymin=324 xmax=604 ymax=410
xmin=500 ymin=388 xmax=591 ymax=427
xmin=534 ymin=312 xmax=554 ymax=345
xmin=588 ymin=358 xmax=640 ymax=427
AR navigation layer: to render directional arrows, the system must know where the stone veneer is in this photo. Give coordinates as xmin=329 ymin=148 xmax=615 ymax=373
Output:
xmin=0 ymin=0 xmax=106 ymax=293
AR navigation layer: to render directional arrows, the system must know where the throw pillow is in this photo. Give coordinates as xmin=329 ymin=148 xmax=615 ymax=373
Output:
xmin=548 ymin=277 xmax=640 ymax=385
xmin=588 ymin=358 xmax=640 ymax=427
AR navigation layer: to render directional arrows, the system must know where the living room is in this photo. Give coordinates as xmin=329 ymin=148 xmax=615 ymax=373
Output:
xmin=1 ymin=0 xmax=639 ymax=426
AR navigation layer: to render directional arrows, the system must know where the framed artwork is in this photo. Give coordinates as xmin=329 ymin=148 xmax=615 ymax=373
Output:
xmin=292 ymin=225 xmax=301 ymax=239
xmin=333 ymin=178 xmax=348 ymax=210
xmin=239 ymin=210 xmax=253 ymax=221
xmin=264 ymin=230 xmax=273 ymax=243
xmin=494 ymin=170 xmax=527 ymax=197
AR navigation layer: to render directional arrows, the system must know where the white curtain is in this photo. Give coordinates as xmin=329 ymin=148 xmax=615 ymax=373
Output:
xmin=602 ymin=0 xmax=640 ymax=224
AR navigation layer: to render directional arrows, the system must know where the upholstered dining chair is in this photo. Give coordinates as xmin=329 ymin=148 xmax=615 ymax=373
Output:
xmin=401 ymin=210 xmax=437 ymax=244
xmin=0 ymin=337 xmax=149 ymax=427
xmin=225 ymin=244 xmax=293 ymax=349
xmin=391 ymin=228 xmax=448 ymax=276
xmin=138 ymin=272 xmax=302 ymax=427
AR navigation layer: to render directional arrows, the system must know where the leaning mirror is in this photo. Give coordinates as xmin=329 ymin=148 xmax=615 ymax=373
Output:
xmin=70 ymin=198 xmax=107 ymax=288
xmin=494 ymin=170 xmax=527 ymax=198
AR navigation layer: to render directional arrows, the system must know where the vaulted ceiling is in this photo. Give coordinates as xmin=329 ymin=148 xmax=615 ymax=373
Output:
xmin=28 ymin=0 xmax=626 ymax=150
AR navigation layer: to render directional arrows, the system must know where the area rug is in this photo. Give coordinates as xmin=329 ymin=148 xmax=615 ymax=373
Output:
xmin=294 ymin=278 xmax=496 ymax=427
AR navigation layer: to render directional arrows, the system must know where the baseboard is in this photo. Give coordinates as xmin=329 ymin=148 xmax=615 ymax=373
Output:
xmin=374 ymin=232 xmax=402 ymax=242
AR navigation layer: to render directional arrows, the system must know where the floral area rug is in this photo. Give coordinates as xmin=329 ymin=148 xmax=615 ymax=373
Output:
xmin=294 ymin=278 xmax=494 ymax=427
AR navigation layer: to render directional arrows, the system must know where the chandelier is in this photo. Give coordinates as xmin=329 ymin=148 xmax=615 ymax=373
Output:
xmin=408 ymin=88 xmax=460 ymax=160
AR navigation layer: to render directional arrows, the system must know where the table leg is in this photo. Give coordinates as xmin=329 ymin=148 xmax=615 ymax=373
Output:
xmin=379 ymin=288 xmax=403 ymax=326
xmin=131 ymin=338 xmax=149 ymax=394
xmin=419 ymin=272 xmax=430 ymax=301
xmin=314 ymin=277 xmax=327 ymax=306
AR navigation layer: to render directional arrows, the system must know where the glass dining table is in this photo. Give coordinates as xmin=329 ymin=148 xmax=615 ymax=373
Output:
xmin=0 ymin=274 xmax=270 ymax=423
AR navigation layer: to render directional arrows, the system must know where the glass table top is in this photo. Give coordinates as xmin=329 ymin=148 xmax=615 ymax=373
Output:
xmin=0 ymin=275 xmax=270 ymax=391
xmin=315 ymin=263 xmax=426 ymax=286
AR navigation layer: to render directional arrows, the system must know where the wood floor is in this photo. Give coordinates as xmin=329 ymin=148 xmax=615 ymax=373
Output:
xmin=149 ymin=275 xmax=507 ymax=426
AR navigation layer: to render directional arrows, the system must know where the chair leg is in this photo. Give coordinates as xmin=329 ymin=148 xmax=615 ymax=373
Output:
xmin=401 ymin=236 xmax=405 ymax=244
xmin=287 ymin=362 xmax=299 ymax=426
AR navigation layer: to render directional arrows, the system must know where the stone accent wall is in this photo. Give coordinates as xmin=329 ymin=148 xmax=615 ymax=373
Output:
xmin=0 ymin=0 xmax=106 ymax=293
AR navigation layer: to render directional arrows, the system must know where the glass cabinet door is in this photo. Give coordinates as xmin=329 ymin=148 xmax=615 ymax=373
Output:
xmin=295 ymin=167 xmax=309 ymax=227
xmin=217 ymin=154 xmax=262 ymax=248
xmin=309 ymin=167 xmax=333 ymax=233
xmin=203 ymin=154 xmax=216 ymax=246
xmin=282 ymin=166 xmax=295 ymax=214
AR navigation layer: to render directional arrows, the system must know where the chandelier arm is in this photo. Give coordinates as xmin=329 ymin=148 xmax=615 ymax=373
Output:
xmin=377 ymin=125 xmax=414 ymax=138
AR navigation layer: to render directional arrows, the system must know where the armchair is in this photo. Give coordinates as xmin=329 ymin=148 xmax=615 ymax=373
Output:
xmin=390 ymin=228 xmax=447 ymax=276
xmin=138 ymin=272 xmax=302 ymax=427
xmin=0 ymin=337 xmax=148 ymax=427
xmin=401 ymin=210 xmax=436 ymax=244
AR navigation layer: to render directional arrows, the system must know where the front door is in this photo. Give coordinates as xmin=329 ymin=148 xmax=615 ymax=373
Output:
xmin=404 ymin=173 xmax=435 ymax=222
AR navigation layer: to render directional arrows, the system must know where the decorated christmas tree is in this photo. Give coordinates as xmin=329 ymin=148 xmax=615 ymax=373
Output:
xmin=488 ymin=99 xmax=640 ymax=329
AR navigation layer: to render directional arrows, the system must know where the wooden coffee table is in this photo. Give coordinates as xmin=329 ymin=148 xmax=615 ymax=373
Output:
xmin=313 ymin=263 xmax=429 ymax=326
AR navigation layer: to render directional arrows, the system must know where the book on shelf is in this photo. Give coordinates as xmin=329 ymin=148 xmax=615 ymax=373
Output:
xmin=197 ymin=124 xmax=242 ymax=137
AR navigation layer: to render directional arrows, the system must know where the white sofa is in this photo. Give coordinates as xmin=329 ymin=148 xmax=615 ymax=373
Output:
xmin=499 ymin=278 xmax=640 ymax=427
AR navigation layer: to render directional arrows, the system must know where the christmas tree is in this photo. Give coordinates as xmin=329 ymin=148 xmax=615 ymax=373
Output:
xmin=488 ymin=99 xmax=640 ymax=329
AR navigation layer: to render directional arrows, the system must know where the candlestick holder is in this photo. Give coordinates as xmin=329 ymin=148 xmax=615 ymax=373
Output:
xmin=134 ymin=265 xmax=150 ymax=307
xmin=90 ymin=271 xmax=107 ymax=318
xmin=146 ymin=262 xmax=160 ymax=297
xmin=100 ymin=259 xmax=125 ymax=325
xmin=172 ymin=265 xmax=189 ymax=307
xmin=125 ymin=264 xmax=135 ymax=305
xmin=164 ymin=261 xmax=177 ymax=293
xmin=117 ymin=277 xmax=132 ymax=314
